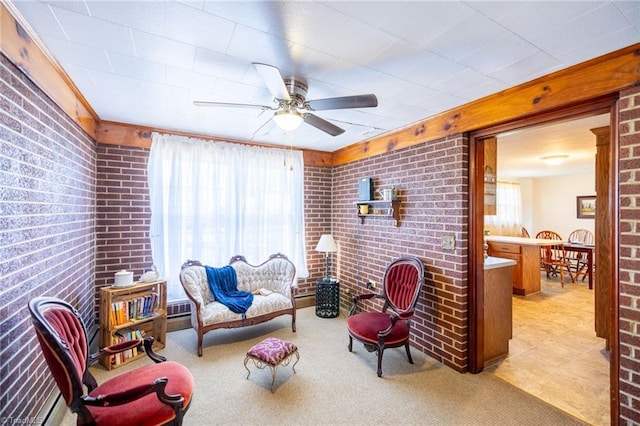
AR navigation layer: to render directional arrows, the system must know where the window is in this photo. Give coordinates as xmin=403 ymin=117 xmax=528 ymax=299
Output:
xmin=148 ymin=133 xmax=308 ymax=301
xmin=484 ymin=181 xmax=522 ymax=236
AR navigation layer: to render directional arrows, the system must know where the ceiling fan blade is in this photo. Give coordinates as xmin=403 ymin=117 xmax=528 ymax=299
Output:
xmin=306 ymin=94 xmax=378 ymax=111
xmin=253 ymin=63 xmax=291 ymax=101
xmin=303 ymin=113 xmax=345 ymax=136
xmin=193 ymin=100 xmax=275 ymax=110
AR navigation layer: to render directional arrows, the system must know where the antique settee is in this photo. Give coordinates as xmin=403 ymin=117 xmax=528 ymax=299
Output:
xmin=179 ymin=254 xmax=297 ymax=356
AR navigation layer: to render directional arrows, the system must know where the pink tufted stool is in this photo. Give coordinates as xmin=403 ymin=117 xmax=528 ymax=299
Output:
xmin=244 ymin=337 xmax=299 ymax=391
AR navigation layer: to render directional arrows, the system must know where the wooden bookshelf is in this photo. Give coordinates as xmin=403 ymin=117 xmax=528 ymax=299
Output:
xmin=99 ymin=280 xmax=167 ymax=370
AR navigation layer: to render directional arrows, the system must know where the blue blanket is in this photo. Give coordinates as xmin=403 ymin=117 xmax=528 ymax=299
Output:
xmin=205 ymin=265 xmax=253 ymax=319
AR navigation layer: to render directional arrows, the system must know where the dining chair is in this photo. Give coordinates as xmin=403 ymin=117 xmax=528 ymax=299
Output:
xmin=567 ymin=229 xmax=595 ymax=282
xmin=535 ymin=230 xmax=575 ymax=286
xmin=520 ymin=227 xmax=531 ymax=238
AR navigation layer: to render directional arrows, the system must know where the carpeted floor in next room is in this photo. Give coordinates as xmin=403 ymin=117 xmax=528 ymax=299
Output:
xmin=62 ymin=307 xmax=586 ymax=426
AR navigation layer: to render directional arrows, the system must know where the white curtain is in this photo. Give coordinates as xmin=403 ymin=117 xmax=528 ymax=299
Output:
xmin=148 ymin=133 xmax=308 ymax=301
xmin=484 ymin=181 xmax=522 ymax=236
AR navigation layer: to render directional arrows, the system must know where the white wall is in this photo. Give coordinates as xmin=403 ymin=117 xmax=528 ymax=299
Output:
xmin=528 ymin=173 xmax=595 ymax=239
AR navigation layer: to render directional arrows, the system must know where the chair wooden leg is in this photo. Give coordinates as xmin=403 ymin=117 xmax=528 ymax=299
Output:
xmin=348 ymin=335 xmax=353 ymax=352
xmin=405 ymin=341 xmax=414 ymax=364
xmin=376 ymin=347 xmax=384 ymax=377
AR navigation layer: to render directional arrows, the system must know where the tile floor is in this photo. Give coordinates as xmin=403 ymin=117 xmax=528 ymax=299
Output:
xmin=484 ymin=274 xmax=610 ymax=425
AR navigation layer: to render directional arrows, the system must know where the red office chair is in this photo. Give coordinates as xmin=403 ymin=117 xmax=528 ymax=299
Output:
xmin=29 ymin=297 xmax=194 ymax=425
xmin=347 ymin=256 xmax=424 ymax=377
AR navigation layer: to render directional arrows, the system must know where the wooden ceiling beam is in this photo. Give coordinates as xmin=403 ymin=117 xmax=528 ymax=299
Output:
xmin=96 ymin=121 xmax=333 ymax=167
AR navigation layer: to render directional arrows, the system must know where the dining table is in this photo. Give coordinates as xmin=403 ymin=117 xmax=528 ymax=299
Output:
xmin=563 ymin=242 xmax=594 ymax=289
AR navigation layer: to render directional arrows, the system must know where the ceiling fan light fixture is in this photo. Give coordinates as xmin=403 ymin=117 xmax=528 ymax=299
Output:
xmin=273 ymin=110 xmax=304 ymax=131
xmin=541 ymin=154 xmax=569 ymax=166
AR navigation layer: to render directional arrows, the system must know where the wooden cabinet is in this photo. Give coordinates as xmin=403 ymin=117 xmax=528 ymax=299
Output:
xmin=356 ymin=200 xmax=400 ymax=226
xmin=99 ymin=280 xmax=167 ymax=370
xmin=484 ymin=262 xmax=514 ymax=366
xmin=487 ymin=241 xmax=541 ymax=295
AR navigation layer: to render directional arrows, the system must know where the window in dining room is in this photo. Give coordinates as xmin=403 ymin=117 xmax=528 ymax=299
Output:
xmin=484 ymin=181 xmax=523 ymax=236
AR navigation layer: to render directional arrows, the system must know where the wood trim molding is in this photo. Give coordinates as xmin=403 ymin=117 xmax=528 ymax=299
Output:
xmin=96 ymin=121 xmax=333 ymax=167
xmin=0 ymin=2 xmax=98 ymax=138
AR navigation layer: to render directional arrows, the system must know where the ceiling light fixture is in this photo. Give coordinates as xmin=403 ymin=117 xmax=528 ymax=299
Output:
xmin=541 ymin=154 xmax=569 ymax=166
xmin=273 ymin=109 xmax=304 ymax=131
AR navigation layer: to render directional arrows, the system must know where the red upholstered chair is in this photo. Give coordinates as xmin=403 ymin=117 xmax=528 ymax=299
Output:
xmin=28 ymin=297 xmax=194 ymax=425
xmin=346 ymin=256 xmax=424 ymax=377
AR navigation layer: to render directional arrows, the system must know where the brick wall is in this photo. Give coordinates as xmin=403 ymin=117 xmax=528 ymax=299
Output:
xmin=300 ymin=164 xmax=334 ymax=296
xmin=94 ymin=145 xmax=157 ymax=312
xmin=332 ymin=136 xmax=470 ymax=371
xmin=617 ymin=85 xmax=640 ymax=423
xmin=0 ymin=53 xmax=96 ymax=421
xmin=94 ymin=145 xmax=330 ymax=312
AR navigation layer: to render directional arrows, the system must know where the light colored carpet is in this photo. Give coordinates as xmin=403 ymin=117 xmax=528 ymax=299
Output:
xmin=64 ymin=307 xmax=586 ymax=425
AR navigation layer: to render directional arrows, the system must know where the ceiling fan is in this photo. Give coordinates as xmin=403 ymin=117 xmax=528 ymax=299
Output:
xmin=193 ymin=63 xmax=378 ymax=136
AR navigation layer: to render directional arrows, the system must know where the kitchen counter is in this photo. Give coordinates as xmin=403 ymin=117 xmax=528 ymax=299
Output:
xmin=484 ymin=256 xmax=517 ymax=270
xmin=485 ymin=235 xmax=558 ymax=246
xmin=486 ymin=237 xmax=554 ymax=295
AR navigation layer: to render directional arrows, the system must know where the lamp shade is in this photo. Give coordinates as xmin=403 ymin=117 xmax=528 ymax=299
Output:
xmin=273 ymin=110 xmax=304 ymax=131
xmin=315 ymin=234 xmax=337 ymax=253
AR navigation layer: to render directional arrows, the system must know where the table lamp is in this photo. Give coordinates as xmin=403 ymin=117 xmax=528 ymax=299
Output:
xmin=315 ymin=234 xmax=337 ymax=281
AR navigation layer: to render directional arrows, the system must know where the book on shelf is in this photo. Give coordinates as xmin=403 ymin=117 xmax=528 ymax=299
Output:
xmin=110 ymin=293 xmax=159 ymax=325
xmin=110 ymin=329 xmax=146 ymax=365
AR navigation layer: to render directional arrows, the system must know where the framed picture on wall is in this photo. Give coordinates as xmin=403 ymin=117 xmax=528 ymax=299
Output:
xmin=576 ymin=195 xmax=596 ymax=218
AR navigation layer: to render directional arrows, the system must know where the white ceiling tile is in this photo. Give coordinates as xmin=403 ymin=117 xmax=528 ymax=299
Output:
xmin=106 ymin=52 xmax=167 ymax=84
xmin=166 ymin=67 xmax=216 ymax=92
xmin=130 ymin=30 xmax=197 ymax=70
xmin=458 ymin=33 xmax=538 ymax=74
xmin=49 ymin=5 xmax=135 ymax=56
xmin=488 ymin=50 xmax=562 ymax=85
xmin=225 ymin=25 xmax=294 ymax=68
xmin=40 ymin=35 xmax=112 ymax=73
xmin=11 ymin=2 xmax=68 ymax=39
xmin=325 ymin=1 xmax=474 ymax=44
xmin=42 ymin=0 xmax=91 ymax=15
xmin=273 ymin=2 xmax=397 ymax=66
xmin=556 ymin=26 xmax=640 ymax=64
xmin=435 ymin=69 xmax=502 ymax=101
xmin=211 ymin=78 xmax=264 ymax=104
xmin=192 ymin=49 xmax=253 ymax=83
xmin=531 ymin=3 xmax=637 ymax=57
xmin=424 ymin=12 xmax=510 ymax=62
xmin=203 ymin=1 xmax=284 ymax=35
xmin=85 ymin=1 xmax=236 ymax=53
xmin=368 ymin=41 xmax=466 ymax=87
xmin=474 ymin=1 xmax=605 ymax=40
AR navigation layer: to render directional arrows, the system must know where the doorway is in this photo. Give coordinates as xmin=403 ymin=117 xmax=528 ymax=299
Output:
xmin=484 ymin=114 xmax=609 ymax=424
xmin=468 ymin=100 xmax=618 ymax=423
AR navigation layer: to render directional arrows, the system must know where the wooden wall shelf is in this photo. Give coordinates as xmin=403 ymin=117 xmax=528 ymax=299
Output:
xmin=356 ymin=200 xmax=401 ymax=226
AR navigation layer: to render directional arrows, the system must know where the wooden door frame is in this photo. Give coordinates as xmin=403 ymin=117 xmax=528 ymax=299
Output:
xmin=467 ymin=96 xmax=619 ymax=421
